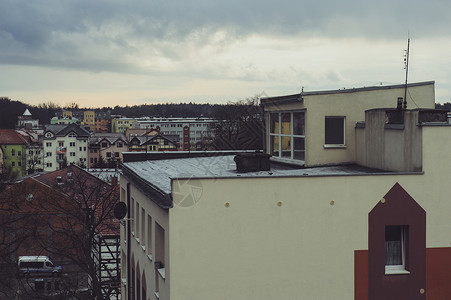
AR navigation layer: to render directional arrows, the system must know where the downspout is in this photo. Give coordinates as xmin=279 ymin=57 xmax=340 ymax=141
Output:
xmin=126 ymin=182 xmax=131 ymax=300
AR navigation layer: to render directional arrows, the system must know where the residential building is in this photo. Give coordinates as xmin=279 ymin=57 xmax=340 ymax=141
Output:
xmin=82 ymin=110 xmax=96 ymax=132
xmin=125 ymin=128 xmax=153 ymax=140
xmin=114 ymin=117 xmax=215 ymax=150
xmin=88 ymin=133 xmax=128 ymax=169
xmin=50 ymin=116 xmax=80 ymax=125
xmin=95 ymin=111 xmax=112 ymax=133
xmin=16 ymin=129 xmax=44 ymax=174
xmin=17 ymin=109 xmax=40 ymax=130
xmin=0 ymin=129 xmax=28 ymax=178
xmin=57 ymin=110 xmax=112 ymax=133
xmin=112 ymin=117 xmax=136 ymax=134
xmin=128 ymin=133 xmax=179 ymax=152
xmin=132 ymin=117 xmax=216 ymax=150
xmin=62 ymin=110 xmax=73 ymax=118
xmin=95 ymin=118 xmax=110 ymax=133
xmin=119 ymin=81 xmax=451 ymax=300
xmin=260 ymin=81 xmax=435 ymax=166
xmin=43 ymin=124 xmax=90 ymax=171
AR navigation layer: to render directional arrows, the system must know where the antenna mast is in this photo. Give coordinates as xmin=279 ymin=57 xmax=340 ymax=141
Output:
xmin=403 ymin=37 xmax=410 ymax=109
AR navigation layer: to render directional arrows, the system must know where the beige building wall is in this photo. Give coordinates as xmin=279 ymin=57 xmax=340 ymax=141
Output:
xmin=99 ymin=139 xmax=127 ymax=164
xmin=167 ymin=126 xmax=451 ymax=299
xmin=62 ymin=110 xmax=73 ymax=118
xmin=120 ymin=179 xmax=170 ymax=300
xmin=356 ymin=109 xmax=423 ymax=172
xmin=112 ymin=118 xmax=136 ymax=133
xmin=264 ymin=82 xmax=435 ymax=167
xmin=83 ymin=110 xmax=96 ymax=132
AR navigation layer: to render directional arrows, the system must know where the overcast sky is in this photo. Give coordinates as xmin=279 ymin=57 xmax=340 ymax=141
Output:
xmin=1 ymin=0 xmax=451 ymax=108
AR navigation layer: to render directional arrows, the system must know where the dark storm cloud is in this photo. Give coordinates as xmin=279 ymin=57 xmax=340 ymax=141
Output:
xmin=1 ymin=0 xmax=450 ymax=73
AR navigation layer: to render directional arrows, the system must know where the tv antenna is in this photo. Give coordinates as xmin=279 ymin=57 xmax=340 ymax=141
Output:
xmin=403 ymin=37 xmax=410 ymax=109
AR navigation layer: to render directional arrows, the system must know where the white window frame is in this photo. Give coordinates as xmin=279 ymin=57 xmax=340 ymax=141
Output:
xmin=269 ymin=111 xmax=305 ymax=162
xmin=324 ymin=116 xmax=346 ymax=148
xmin=385 ymin=225 xmax=410 ymax=275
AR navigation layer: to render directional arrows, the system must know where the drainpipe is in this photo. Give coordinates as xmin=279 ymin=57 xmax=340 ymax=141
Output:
xmin=126 ymin=182 xmax=131 ymax=300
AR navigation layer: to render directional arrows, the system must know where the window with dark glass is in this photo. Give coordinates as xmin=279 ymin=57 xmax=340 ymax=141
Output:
xmin=325 ymin=116 xmax=345 ymax=145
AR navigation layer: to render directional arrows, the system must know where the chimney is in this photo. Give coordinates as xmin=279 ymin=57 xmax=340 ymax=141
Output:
xmin=234 ymin=153 xmax=271 ymax=173
xmin=111 ymin=176 xmax=118 ymax=186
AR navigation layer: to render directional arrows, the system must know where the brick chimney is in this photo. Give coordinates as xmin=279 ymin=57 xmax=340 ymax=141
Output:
xmin=111 ymin=176 xmax=118 ymax=186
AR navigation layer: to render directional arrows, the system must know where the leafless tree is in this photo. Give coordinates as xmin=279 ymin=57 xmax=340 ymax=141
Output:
xmin=211 ymin=96 xmax=264 ymax=150
xmin=26 ymin=147 xmax=44 ymax=175
xmin=40 ymin=167 xmax=120 ymax=299
xmin=0 ymin=165 xmax=119 ymax=299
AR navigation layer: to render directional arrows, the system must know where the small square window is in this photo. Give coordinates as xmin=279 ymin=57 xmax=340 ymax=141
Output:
xmin=325 ymin=117 xmax=345 ymax=145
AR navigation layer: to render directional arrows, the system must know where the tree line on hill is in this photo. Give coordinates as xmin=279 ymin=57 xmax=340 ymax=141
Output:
xmin=0 ymin=97 xmax=252 ymax=127
xmin=435 ymin=102 xmax=451 ymax=111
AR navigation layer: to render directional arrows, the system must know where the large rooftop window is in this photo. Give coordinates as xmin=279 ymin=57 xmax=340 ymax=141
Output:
xmin=269 ymin=111 xmax=305 ymax=161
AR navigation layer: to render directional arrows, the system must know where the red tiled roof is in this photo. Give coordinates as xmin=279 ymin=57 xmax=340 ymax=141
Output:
xmin=33 ymin=164 xmax=120 ymax=236
xmin=0 ymin=129 xmax=28 ymax=145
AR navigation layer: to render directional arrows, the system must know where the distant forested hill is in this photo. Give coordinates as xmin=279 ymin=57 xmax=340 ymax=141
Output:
xmin=0 ymin=97 xmax=27 ymax=129
xmin=110 ymin=103 xmax=220 ymax=118
xmin=435 ymin=102 xmax=451 ymax=111
xmin=0 ymin=98 xmax=58 ymax=129
xmin=0 ymin=98 xmax=253 ymax=128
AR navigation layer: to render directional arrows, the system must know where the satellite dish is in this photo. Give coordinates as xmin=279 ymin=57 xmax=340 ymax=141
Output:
xmin=114 ymin=202 xmax=127 ymax=220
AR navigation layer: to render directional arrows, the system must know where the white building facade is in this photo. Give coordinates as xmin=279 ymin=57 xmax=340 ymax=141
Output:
xmin=43 ymin=124 xmax=90 ymax=171
xmin=131 ymin=117 xmax=216 ymax=150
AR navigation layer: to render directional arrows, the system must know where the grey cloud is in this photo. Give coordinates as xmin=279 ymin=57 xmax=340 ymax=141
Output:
xmin=1 ymin=0 xmax=450 ymax=74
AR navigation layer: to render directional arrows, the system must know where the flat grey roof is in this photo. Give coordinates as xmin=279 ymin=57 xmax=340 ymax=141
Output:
xmin=260 ymin=81 xmax=435 ymax=107
xmin=122 ymin=155 xmax=415 ymax=197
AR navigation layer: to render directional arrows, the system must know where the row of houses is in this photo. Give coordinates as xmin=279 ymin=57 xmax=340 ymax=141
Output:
xmin=119 ymin=81 xmax=451 ymax=300
xmin=52 ymin=109 xmax=217 ymax=144
xmin=0 ymin=122 xmax=209 ymax=178
xmin=112 ymin=117 xmax=216 ymax=151
xmin=53 ymin=109 xmax=112 ymax=133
